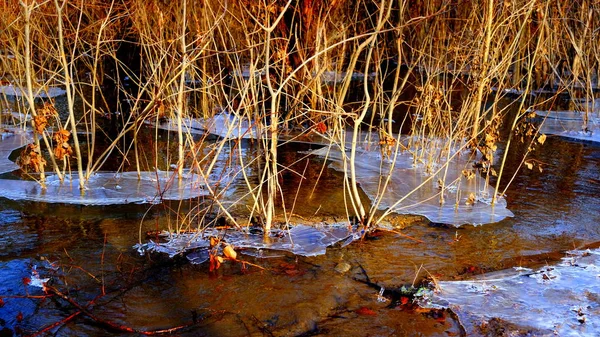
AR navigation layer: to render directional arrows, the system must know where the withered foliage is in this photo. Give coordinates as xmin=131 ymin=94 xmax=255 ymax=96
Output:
xmin=53 ymin=129 xmax=73 ymax=160
xmin=33 ymin=102 xmax=58 ymax=135
xmin=17 ymin=144 xmax=47 ymax=173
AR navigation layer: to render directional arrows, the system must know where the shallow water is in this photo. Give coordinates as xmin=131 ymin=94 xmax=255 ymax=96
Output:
xmin=0 ymin=134 xmax=599 ymax=336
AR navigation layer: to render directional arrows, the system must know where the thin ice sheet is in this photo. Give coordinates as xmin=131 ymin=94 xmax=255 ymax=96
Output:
xmin=0 ymin=85 xmax=66 ymax=98
xmin=536 ymin=110 xmax=600 ymax=143
xmin=0 ymin=129 xmax=32 ymax=174
xmin=137 ymin=223 xmax=358 ymax=259
xmin=0 ymin=171 xmax=212 ymax=205
xmin=309 ymin=140 xmax=513 ymax=226
xmin=424 ymin=249 xmax=600 ymax=336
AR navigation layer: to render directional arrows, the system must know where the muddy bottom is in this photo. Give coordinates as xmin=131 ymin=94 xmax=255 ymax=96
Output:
xmin=0 ymin=136 xmax=599 ymax=336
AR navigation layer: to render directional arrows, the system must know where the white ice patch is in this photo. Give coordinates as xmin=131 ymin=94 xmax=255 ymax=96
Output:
xmin=536 ymin=109 xmax=600 ymax=143
xmin=0 ymin=84 xmax=66 ymax=98
xmin=150 ymin=117 xmax=206 ymax=135
xmin=0 ymin=126 xmax=234 ymax=205
xmin=309 ymin=138 xmax=513 ymax=226
xmin=153 ymin=112 xmax=260 ymax=140
xmin=0 ymin=128 xmax=33 ymax=174
xmin=136 ymin=223 xmax=359 ymax=259
xmin=29 ymin=265 xmax=50 ymax=289
xmin=424 ymin=249 xmax=600 ymax=336
xmin=0 ymin=170 xmax=215 ymax=205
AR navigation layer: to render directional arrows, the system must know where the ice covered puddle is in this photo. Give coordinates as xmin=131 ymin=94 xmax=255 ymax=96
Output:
xmin=153 ymin=112 xmax=260 ymax=140
xmin=137 ymin=223 xmax=359 ymax=259
xmin=424 ymin=249 xmax=600 ymax=336
xmin=0 ymin=129 xmax=31 ymax=174
xmin=0 ymin=84 xmax=66 ymax=98
xmin=0 ymin=171 xmax=211 ymax=205
xmin=535 ymin=103 xmax=600 ymax=144
xmin=309 ymin=139 xmax=513 ymax=226
xmin=0 ymin=128 xmax=220 ymax=205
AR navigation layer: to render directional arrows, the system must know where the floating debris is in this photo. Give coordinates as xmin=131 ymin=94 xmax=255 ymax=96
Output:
xmin=423 ymin=249 xmax=600 ymax=336
xmin=136 ymin=223 xmax=359 ymax=260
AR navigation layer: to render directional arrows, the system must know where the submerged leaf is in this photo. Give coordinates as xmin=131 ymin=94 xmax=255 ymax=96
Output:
xmin=355 ymin=306 xmax=377 ymax=316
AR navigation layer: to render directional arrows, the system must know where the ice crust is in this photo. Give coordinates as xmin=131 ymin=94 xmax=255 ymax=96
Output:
xmin=0 ymin=85 xmax=66 ymax=98
xmin=309 ymin=140 xmax=513 ymax=226
xmin=0 ymin=129 xmax=31 ymax=174
xmin=536 ymin=109 xmax=600 ymax=143
xmin=155 ymin=114 xmax=513 ymax=226
xmin=425 ymin=249 xmax=600 ymax=336
xmin=137 ymin=223 xmax=359 ymax=259
xmin=0 ymin=128 xmax=217 ymax=205
xmin=0 ymin=171 xmax=210 ymax=205
xmin=154 ymin=112 xmax=260 ymax=140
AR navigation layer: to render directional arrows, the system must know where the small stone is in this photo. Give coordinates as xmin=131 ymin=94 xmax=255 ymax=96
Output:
xmin=334 ymin=262 xmax=351 ymax=274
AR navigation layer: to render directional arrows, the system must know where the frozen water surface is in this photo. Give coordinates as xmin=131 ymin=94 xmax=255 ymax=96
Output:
xmin=149 ymin=117 xmax=206 ymax=135
xmin=137 ymin=223 xmax=358 ymax=259
xmin=0 ymin=170 xmax=212 ymax=205
xmin=155 ymin=114 xmax=513 ymax=225
xmin=536 ymin=109 xmax=600 ymax=143
xmin=153 ymin=112 xmax=259 ymax=139
xmin=425 ymin=249 xmax=600 ymax=336
xmin=0 ymin=84 xmax=66 ymax=98
xmin=309 ymin=139 xmax=513 ymax=226
xmin=0 ymin=128 xmax=225 ymax=205
xmin=0 ymin=127 xmax=234 ymax=205
xmin=0 ymin=128 xmax=32 ymax=174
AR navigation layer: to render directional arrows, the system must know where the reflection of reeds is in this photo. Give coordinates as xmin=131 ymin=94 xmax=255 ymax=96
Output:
xmin=1 ymin=0 xmax=599 ymax=230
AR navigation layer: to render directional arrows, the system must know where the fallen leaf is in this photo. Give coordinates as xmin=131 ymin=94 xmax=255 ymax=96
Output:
xmin=209 ymin=254 xmax=221 ymax=271
xmin=538 ymin=133 xmax=546 ymax=145
xmin=223 ymin=244 xmax=237 ymax=260
xmin=465 ymin=193 xmax=476 ymax=206
xmin=315 ymin=122 xmax=327 ymax=133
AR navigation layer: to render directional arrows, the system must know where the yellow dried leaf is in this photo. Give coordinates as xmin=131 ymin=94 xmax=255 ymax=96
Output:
xmin=462 ymin=169 xmax=475 ymax=180
xmin=223 ymin=244 xmax=237 ymax=260
xmin=525 ymin=161 xmax=533 ymax=170
xmin=466 ymin=193 xmax=476 ymax=206
xmin=209 ymin=236 xmax=219 ymax=248
xmin=538 ymin=134 xmax=546 ymax=145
